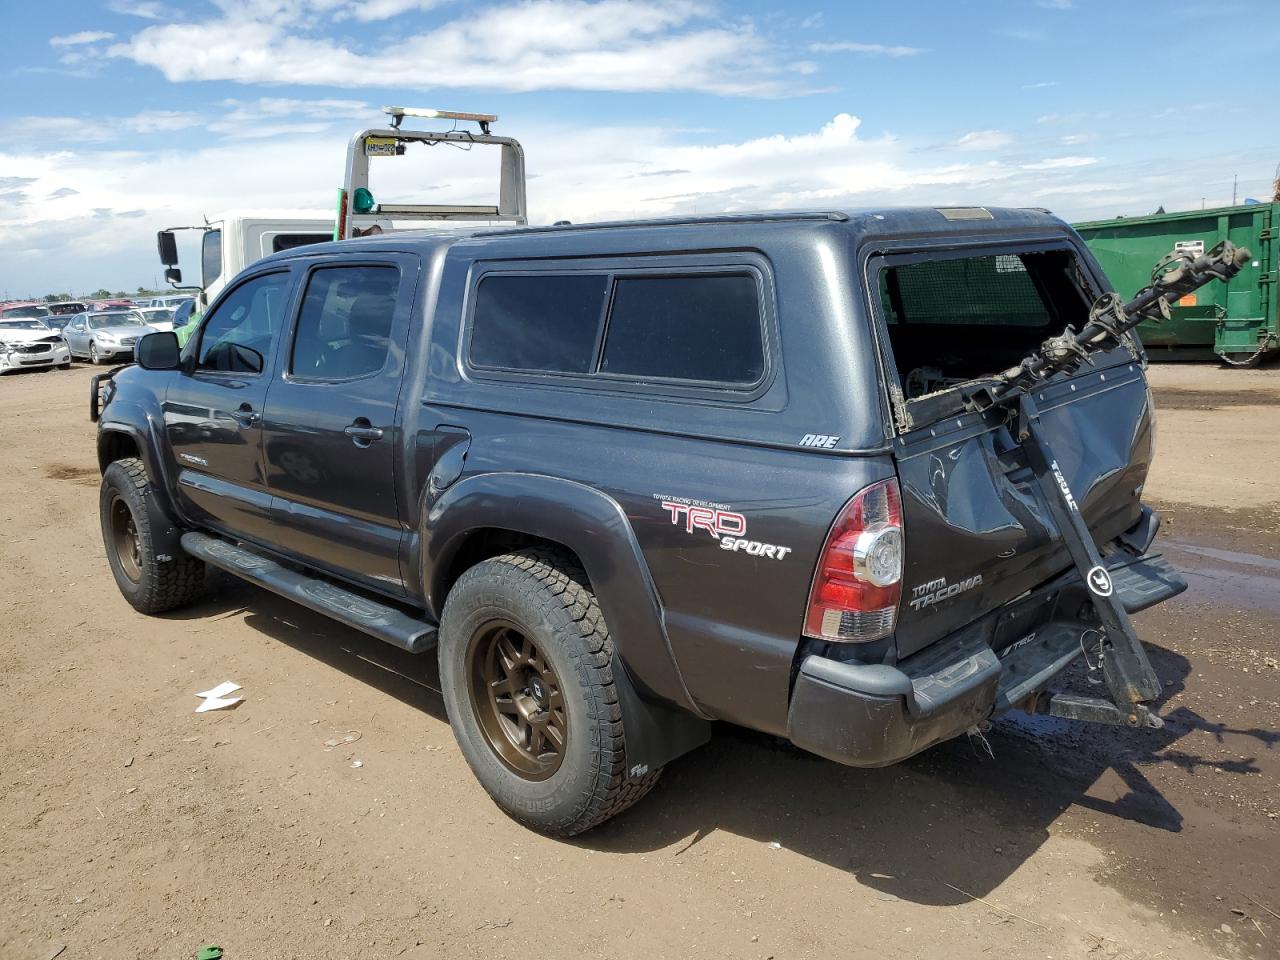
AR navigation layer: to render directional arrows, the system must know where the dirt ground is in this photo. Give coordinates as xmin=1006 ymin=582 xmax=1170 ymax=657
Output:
xmin=1 ymin=361 xmax=1277 ymax=960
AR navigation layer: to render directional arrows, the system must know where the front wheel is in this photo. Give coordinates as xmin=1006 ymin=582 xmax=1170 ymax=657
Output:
xmin=89 ymin=342 xmax=105 ymax=365
xmin=100 ymin=458 xmax=205 ymax=613
xmin=438 ymin=549 xmax=661 ymax=836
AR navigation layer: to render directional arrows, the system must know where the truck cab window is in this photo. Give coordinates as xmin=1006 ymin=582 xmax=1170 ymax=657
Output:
xmin=202 ymin=229 xmax=223 ymax=289
xmin=290 ymin=265 xmax=399 ymax=380
xmin=197 ymin=272 xmax=289 ymax=374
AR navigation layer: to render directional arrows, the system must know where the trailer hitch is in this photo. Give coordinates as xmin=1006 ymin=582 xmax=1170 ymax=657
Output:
xmin=1033 ymin=691 xmax=1164 ymax=730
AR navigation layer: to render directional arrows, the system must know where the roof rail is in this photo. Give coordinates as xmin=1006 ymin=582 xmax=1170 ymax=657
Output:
xmin=472 ymin=209 xmax=849 ymax=238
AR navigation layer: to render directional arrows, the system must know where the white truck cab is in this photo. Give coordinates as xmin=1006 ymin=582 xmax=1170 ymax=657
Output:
xmin=157 ymin=210 xmax=334 ymax=310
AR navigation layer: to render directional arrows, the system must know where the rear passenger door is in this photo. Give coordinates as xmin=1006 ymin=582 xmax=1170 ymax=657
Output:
xmin=261 ymin=257 xmax=417 ymax=595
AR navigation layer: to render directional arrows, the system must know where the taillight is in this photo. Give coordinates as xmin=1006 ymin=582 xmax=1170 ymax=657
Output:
xmin=803 ymin=478 xmax=904 ymax=643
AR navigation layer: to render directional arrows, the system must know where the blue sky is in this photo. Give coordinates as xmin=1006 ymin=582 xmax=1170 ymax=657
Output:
xmin=2 ymin=0 xmax=1277 ymax=295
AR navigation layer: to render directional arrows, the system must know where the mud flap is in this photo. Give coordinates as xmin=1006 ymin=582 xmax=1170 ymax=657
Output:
xmin=612 ymin=657 xmax=710 ymax=779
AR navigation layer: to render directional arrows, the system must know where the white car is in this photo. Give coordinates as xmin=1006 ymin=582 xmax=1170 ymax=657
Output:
xmin=0 ymin=318 xmax=72 ymax=374
xmin=136 ymin=306 xmax=176 ymax=332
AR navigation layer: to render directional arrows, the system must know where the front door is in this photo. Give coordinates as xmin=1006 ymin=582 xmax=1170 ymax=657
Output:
xmin=165 ymin=269 xmax=294 ymax=541
xmin=261 ymin=258 xmax=416 ymax=595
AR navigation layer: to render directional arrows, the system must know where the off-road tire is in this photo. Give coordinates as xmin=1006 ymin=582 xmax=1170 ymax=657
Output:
xmin=100 ymin=457 xmax=204 ymax=614
xmin=439 ymin=549 xmax=662 ymax=836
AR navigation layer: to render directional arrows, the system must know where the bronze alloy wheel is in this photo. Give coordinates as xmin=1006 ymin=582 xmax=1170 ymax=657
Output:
xmin=108 ymin=493 xmax=142 ymax=583
xmin=467 ymin=620 xmax=568 ymax=781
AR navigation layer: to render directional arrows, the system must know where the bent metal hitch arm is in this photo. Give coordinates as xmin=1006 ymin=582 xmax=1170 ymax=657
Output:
xmin=1018 ymin=391 xmax=1164 ymax=729
xmin=970 ymin=240 xmax=1251 ymax=729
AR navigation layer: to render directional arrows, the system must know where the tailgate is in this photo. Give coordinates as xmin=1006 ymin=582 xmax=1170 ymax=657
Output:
xmin=892 ymin=361 xmax=1152 ymax=658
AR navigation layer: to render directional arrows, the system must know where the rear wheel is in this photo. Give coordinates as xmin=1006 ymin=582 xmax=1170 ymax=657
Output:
xmin=439 ymin=549 xmax=661 ymax=836
xmin=100 ymin=458 xmax=204 ymax=613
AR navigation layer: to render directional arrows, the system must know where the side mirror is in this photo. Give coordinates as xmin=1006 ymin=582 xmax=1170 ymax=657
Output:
xmin=157 ymin=230 xmax=179 ymax=266
xmin=228 ymin=343 xmax=264 ymax=374
xmin=136 ymin=331 xmax=181 ymax=370
xmin=164 ymin=266 xmax=182 ymax=285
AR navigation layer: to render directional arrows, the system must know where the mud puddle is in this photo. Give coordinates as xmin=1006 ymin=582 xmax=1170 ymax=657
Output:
xmin=1161 ymin=539 xmax=1280 ymax=615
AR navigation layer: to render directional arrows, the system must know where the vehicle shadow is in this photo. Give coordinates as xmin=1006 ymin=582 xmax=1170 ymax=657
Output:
xmin=164 ymin=570 xmax=449 ymax=725
xmin=163 ymin=575 xmax=1275 ymax=908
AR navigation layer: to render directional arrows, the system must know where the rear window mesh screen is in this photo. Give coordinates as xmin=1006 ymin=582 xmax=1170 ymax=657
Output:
xmin=883 ymin=254 xmax=1051 ymax=327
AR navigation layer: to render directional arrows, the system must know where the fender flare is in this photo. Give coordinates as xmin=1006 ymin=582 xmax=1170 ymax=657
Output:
xmin=97 ymin=411 xmax=187 ymax=562
xmin=424 ymin=471 xmax=711 ymax=772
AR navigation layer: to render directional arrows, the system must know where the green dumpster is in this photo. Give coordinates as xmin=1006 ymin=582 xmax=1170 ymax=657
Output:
xmin=1075 ymin=202 xmax=1277 ymax=366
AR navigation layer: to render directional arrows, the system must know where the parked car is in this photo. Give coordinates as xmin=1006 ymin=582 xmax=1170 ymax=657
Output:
xmin=0 ymin=301 xmax=50 ymax=321
xmin=0 ymin=317 xmax=71 ymax=373
xmin=63 ymin=309 xmax=155 ymax=364
xmin=137 ymin=306 xmax=176 ymax=332
xmin=87 ymin=299 xmax=137 ymax=312
xmin=138 ymin=295 xmax=194 ymax=310
xmin=92 ymin=207 xmax=1191 ymax=837
xmin=47 ymin=301 xmax=87 ymax=318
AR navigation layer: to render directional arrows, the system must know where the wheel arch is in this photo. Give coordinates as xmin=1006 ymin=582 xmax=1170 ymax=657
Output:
xmin=423 ymin=472 xmax=711 ymax=773
xmin=97 ymin=412 xmax=186 ymax=543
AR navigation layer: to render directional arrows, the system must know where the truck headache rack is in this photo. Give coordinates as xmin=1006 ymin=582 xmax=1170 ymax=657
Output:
xmin=336 ymin=106 xmax=527 ymax=240
xmin=966 ymin=239 xmax=1250 ymax=729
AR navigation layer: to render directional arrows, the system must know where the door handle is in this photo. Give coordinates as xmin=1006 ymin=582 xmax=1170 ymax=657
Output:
xmin=231 ymin=404 xmax=259 ymax=428
xmin=344 ymin=419 xmax=385 ymax=445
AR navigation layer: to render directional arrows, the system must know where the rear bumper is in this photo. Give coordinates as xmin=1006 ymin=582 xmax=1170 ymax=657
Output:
xmin=786 ymin=551 xmax=1184 ymax=768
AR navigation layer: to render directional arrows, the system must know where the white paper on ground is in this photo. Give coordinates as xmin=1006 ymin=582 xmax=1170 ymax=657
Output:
xmin=195 ymin=695 xmax=242 ymax=713
xmin=196 ymin=681 xmax=241 ymax=699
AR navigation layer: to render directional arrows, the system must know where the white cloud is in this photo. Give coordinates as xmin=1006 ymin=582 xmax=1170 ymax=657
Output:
xmin=50 ymin=30 xmax=115 ymax=46
xmin=125 ymin=110 xmax=202 ymax=133
xmin=108 ymin=0 xmax=798 ymax=96
xmin=208 ymin=97 xmax=372 ymax=137
xmin=0 ymin=110 xmax=201 ymax=143
xmin=809 ymin=40 xmax=925 ymax=56
xmin=338 ymin=0 xmax=447 ymax=20
xmin=1020 ymin=156 xmax=1097 ymax=170
xmin=1022 ymin=80 xmax=1058 ymax=90
xmin=949 ymin=130 xmax=1015 ymax=151
xmin=1036 ymin=0 xmax=1074 ymax=8
xmin=107 ymin=1 xmax=167 ymax=18
xmin=3 ymin=112 xmax=1271 ymax=295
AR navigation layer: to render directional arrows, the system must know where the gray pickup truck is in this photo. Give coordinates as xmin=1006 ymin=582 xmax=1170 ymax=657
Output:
xmin=91 ymin=207 xmax=1240 ymax=836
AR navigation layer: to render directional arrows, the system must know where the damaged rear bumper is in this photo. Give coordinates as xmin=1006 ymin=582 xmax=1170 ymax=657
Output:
xmin=785 ymin=551 xmax=1185 ymax=768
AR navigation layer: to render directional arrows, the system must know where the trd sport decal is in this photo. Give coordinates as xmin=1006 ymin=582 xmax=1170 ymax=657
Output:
xmin=654 ymin=494 xmax=792 ymax=560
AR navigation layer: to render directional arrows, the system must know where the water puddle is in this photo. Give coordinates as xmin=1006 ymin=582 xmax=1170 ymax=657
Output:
xmin=1163 ymin=539 xmax=1280 ymax=574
